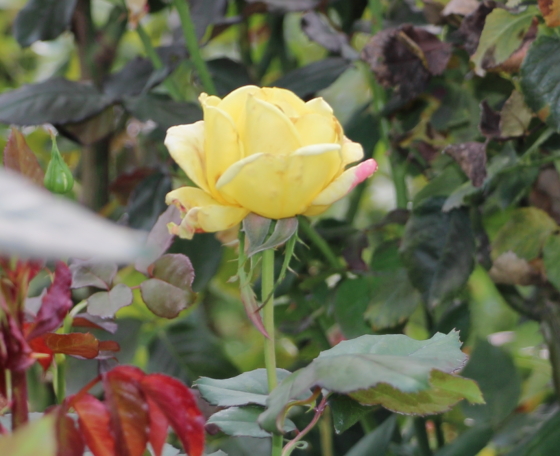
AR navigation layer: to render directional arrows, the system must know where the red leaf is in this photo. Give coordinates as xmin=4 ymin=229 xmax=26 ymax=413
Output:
xmin=0 ymin=315 xmax=34 ymax=371
xmin=146 ymin=396 xmax=168 ymax=456
xmin=103 ymin=367 xmax=149 ymax=456
xmin=53 ymin=407 xmax=85 ymax=456
xmin=3 ymin=127 xmax=45 ymax=186
xmin=44 ymin=333 xmax=99 ymax=359
xmin=27 ymin=262 xmax=73 ymax=340
xmin=141 ymin=374 xmax=205 ymax=456
xmin=72 ymin=394 xmax=115 ymax=456
xmin=98 ymin=340 xmax=120 ymax=352
xmin=28 ymin=334 xmax=54 ymax=371
xmin=72 ymin=314 xmax=117 ymax=333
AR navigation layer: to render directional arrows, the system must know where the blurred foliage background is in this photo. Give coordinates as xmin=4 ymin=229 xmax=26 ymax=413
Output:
xmin=3 ymin=0 xmax=560 ymax=455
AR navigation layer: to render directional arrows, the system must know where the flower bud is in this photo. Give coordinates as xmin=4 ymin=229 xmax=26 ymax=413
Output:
xmin=44 ymin=134 xmax=74 ymax=194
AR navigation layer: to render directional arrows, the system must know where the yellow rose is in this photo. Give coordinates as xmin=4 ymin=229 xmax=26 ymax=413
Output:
xmin=165 ymin=86 xmax=378 ymax=239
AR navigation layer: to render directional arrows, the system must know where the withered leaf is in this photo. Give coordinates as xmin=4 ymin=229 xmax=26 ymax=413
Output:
xmin=3 ymin=128 xmax=44 ymax=186
xmin=301 ymin=11 xmax=357 ymax=59
xmin=455 ymin=1 xmax=496 ymax=55
xmin=361 ymin=24 xmax=452 ymax=100
xmin=442 ymin=0 xmax=480 ymax=16
xmin=479 ymin=100 xmax=502 ymax=138
xmin=538 ymin=0 xmax=560 ymax=27
xmin=444 ymin=142 xmax=487 ymax=187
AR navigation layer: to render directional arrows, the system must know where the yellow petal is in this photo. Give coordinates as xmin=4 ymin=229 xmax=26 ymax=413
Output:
xmin=305 ymin=97 xmax=334 ymax=116
xmin=257 ymin=87 xmax=308 ymax=117
xmin=199 ymin=92 xmax=221 ymax=107
xmin=243 ymin=95 xmax=301 ymax=157
xmin=294 ymin=112 xmax=338 ymax=146
xmin=341 ymin=136 xmax=364 ymax=166
xmin=165 ymin=122 xmax=210 ymax=193
xmin=218 ymin=85 xmax=260 ymax=125
xmin=310 ymin=159 xmax=378 ymax=206
xmin=166 ymin=187 xmax=248 ymax=239
xmin=216 ymin=144 xmax=342 ymax=219
xmin=202 ymin=104 xmax=243 ymax=200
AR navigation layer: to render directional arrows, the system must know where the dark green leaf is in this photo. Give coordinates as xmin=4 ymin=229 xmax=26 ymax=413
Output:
xmin=127 ymin=172 xmax=172 ymax=231
xmin=507 ymin=410 xmax=560 ymax=456
xmin=245 ymin=0 xmax=320 ymax=13
xmin=14 ymin=0 xmax=77 ymax=47
xmin=207 ymin=406 xmax=295 ymax=438
xmin=207 ymin=58 xmax=254 ymax=97
xmin=123 ymin=94 xmax=202 ymax=130
xmin=140 ymin=254 xmax=196 ymax=318
xmin=195 ymin=369 xmax=292 ymax=407
xmin=343 ymin=414 xmax=396 ymax=456
xmin=190 ymin=0 xmax=227 ymax=40
xmin=334 ymin=277 xmax=371 ymax=338
xmin=329 ymin=394 xmax=373 ymax=435
xmin=0 ymin=78 xmax=113 ymax=126
xmin=433 ymin=425 xmax=493 ymax=456
xmin=491 ymin=207 xmax=557 ymax=261
xmin=400 ymin=197 xmax=475 ymax=307
xmin=461 ymin=340 xmax=521 ymax=426
xmin=103 ymin=46 xmax=187 ymax=100
xmin=87 ymin=284 xmax=134 ymax=318
xmin=147 ymin=310 xmax=238 ymax=382
xmin=272 ymin=58 xmax=351 ymax=99
xmin=301 ymin=11 xmax=359 ymax=60
xmin=521 ymin=34 xmax=560 ymax=129
xmin=70 ymin=259 xmax=118 ymax=290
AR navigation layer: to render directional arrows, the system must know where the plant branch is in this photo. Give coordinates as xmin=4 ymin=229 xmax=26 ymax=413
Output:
xmin=172 ymin=0 xmax=217 ymax=95
xmin=282 ymin=395 xmax=329 ymax=456
xmin=414 ymin=417 xmax=433 ymax=456
xmin=11 ymin=370 xmax=28 ymax=430
xmin=298 ymin=217 xmax=342 ymax=269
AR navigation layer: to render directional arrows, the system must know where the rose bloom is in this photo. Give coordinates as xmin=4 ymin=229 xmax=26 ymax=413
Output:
xmin=165 ymin=85 xmax=378 ymax=239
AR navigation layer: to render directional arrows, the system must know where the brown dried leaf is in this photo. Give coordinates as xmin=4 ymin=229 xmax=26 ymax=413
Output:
xmin=444 ymin=142 xmax=487 ymax=187
xmin=442 ymin=0 xmax=480 ymax=16
xmin=538 ymin=0 xmax=560 ymax=27
xmin=479 ymin=100 xmax=502 ymax=138
xmin=3 ymin=128 xmax=44 ymax=186
xmin=489 ymin=251 xmax=542 ymax=286
xmin=455 ymin=1 xmax=496 ymax=55
xmin=361 ymin=24 xmax=452 ymax=100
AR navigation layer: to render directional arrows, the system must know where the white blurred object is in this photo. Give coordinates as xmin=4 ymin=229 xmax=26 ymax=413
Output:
xmin=0 ymin=168 xmax=148 ymax=261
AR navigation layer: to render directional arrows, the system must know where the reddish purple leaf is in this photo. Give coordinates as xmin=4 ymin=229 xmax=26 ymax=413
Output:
xmin=103 ymin=367 xmax=149 ymax=456
xmin=54 ymin=407 xmax=85 ymax=456
xmin=146 ymin=396 xmax=168 ymax=456
xmin=28 ymin=333 xmax=54 ymax=371
xmin=141 ymin=374 xmax=205 ymax=456
xmin=73 ymin=394 xmax=115 ymax=456
xmin=44 ymin=333 xmax=99 ymax=359
xmin=27 ymin=262 xmax=72 ymax=340
xmin=72 ymin=314 xmax=118 ymax=333
xmin=0 ymin=315 xmax=34 ymax=371
xmin=98 ymin=340 xmax=120 ymax=352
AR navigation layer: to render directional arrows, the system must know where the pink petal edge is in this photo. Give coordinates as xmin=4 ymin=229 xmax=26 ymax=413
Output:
xmin=351 ymin=159 xmax=378 ymax=189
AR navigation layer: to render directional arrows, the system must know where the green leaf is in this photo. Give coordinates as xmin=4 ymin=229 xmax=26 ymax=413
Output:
xmin=0 ymin=415 xmax=56 ymax=456
xmin=87 ymin=284 xmax=134 ymax=318
xmin=208 ymin=58 xmax=254 ymax=97
xmin=70 ymin=259 xmax=117 ymax=290
xmin=343 ymin=415 xmax=396 ymax=456
xmin=243 ymin=213 xmax=272 ymax=256
xmin=365 ymin=269 xmax=422 ymax=330
xmin=14 ymin=0 xmax=77 ymax=47
xmin=127 ymin=172 xmax=172 ymax=231
xmin=491 ymin=207 xmax=557 ymax=261
xmin=329 ymin=394 xmax=373 ymax=435
xmin=123 ymin=94 xmax=202 ymax=130
xmin=195 ymin=369 xmax=293 ymax=407
xmin=140 ymin=254 xmax=196 ymax=318
xmin=521 ymin=34 xmax=560 ymax=128
xmin=544 ymin=234 xmax=560 ymax=292
xmin=461 ymin=340 xmax=521 ymax=426
xmin=208 ymin=406 xmax=296 ymax=438
xmin=433 ymin=425 xmax=493 ymax=456
xmin=259 ymin=331 xmax=481 ymax=433
xmin=272 ymin=57 xmax=351 ymax=98
xmin=0 ymin=169 xmax=147 ymax=262
xmin=500 ymin=90 xmax=533 ymax=137
xmin=334 ymin=277 xmax=372 ymax=338
xmin=471 ymin=6 xmax=537 ymax=74
xmin=400 ymin=197 xmax=475 ymax=307
xmin=246 ymin=218 xmax=298 ymax=258
xmin=0 ymin=78 xmax=113 ymax=126
xmin=507 ymin=410 xmax=560 ymax=456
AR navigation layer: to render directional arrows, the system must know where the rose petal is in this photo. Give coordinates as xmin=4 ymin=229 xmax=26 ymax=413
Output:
xmin=165 ymin=122 xmax=210 ymax=194
xmin=305 ymin=97 xmax=334 ymax=115
xmin=166 ymin=187 xmax=248 ymax=238
xmin=310 ymin=159 xmax=378 ymax=207
xmin=341 ymin=136 xmax=364 ymax=166
xmin=216 ymin=144 xmax=342 ymax=219
xmin=294 ymin=112 xmax=339 ymax=146
xmin=257 ymin=87 xmax=308 ymax=117
xmin=242 ymin=95 xmax=301 ymax=157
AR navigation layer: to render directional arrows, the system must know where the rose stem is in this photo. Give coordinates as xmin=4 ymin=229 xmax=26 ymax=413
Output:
xmin=11 ymin=370 xmax=29 ymax=430
xmin=298 ymin=217 xmax=342 ymax=269
xmin=172 ymin=0 xmax=217 ymax=96
xmin=262 ymin=248 xmax=283 ymax=456
xmin=136 ymin=23 xmax=183 ymax=101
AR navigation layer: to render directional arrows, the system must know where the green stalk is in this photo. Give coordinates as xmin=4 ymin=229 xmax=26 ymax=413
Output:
xmin=414 ymin=417 xmax=433 ymax=456
xmin=319 ymin=408 xmax=334 ymax=456
xmin=172 ymin=0 xmax=217 ymax=95
xmin=262 ymin=248 xmax=283 ymax=456
xmin=136 ymin=23 xmax=183 ymax=101
xmin=298 ymin=217 xmax=342 ymax=269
